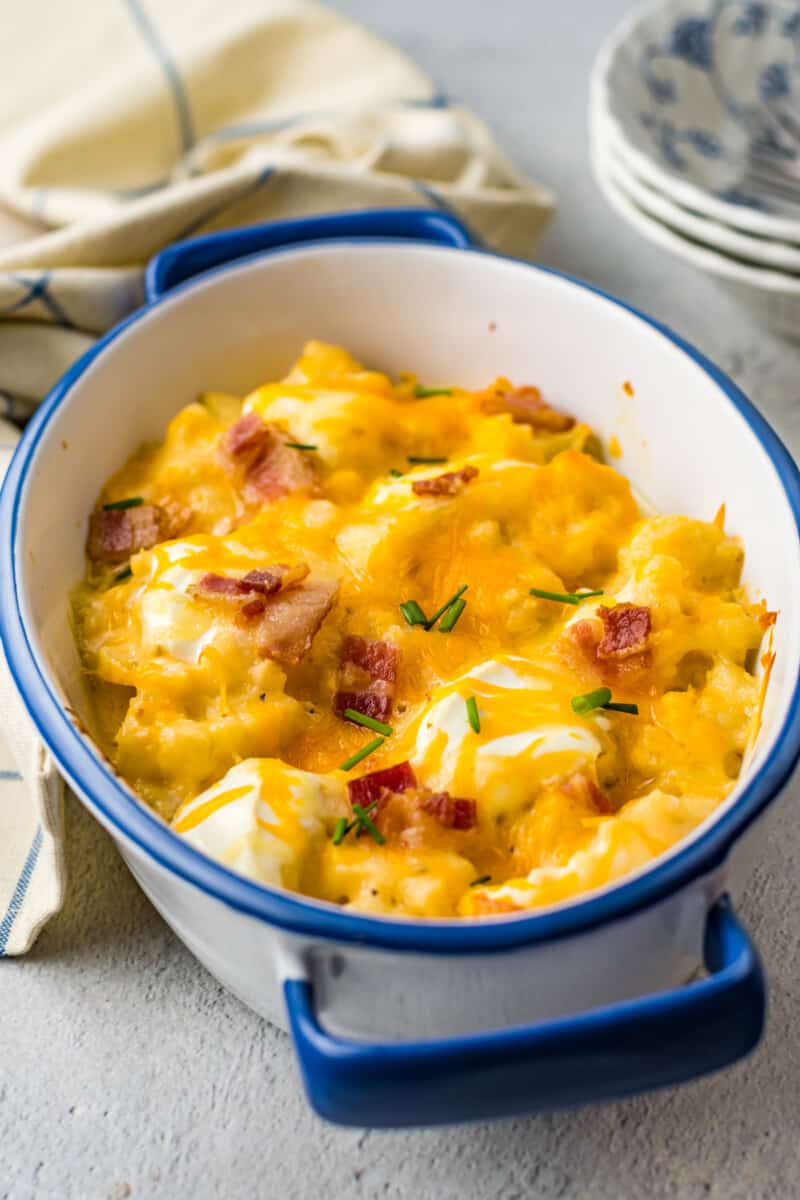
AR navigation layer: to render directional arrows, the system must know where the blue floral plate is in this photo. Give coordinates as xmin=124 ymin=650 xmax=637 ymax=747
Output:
xmin=594 ymin=0 xmax=800 ymax=240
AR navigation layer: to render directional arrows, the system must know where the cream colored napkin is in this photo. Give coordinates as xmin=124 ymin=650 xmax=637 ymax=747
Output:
xmin=0 ymin=0 xmax=554 ymax=953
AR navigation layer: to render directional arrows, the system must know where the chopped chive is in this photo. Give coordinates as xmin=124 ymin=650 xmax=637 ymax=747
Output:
xmin=352 ymin=803 xmax=386 ymax=845
xmin=529 ymin=587 xmax=604 ymax=606
xmin=571 ymin=687 xmax=612 ymax=715
xmin=415 ymin=385 xmax=453 ymax=398
xmin=103 ymin=497 xmax=143 ymax=511
xmin=338 ymin=736 xmax=385 ymax=772
xmin=114 ymin=566 xmax=133 ymax=584
xmin=408 ymin=455 xmax=448 ymax=465
xmin=470 ymin=875 xmax=492 ymax=887
xmin=438 ymin=597 xmax=466 ymax=633
xmin=389 ymin=468 xmax=404 ymax=477
xmin=332 ymin=817 xmax=348 ymax=846
xmin=603 ymin=701 xmax=639 ymax=715
xmin=466 ymin=695 xmax=480 ymax=733
xmin=344 ymin=708 xmax=394 ymax=736
xmin=400 ymin=599 xmax=428 ymax=627
xmin=425 ymin=584 xmax=469 ymax=630
xmin=284 ymin=442 xmax=317 ymax=451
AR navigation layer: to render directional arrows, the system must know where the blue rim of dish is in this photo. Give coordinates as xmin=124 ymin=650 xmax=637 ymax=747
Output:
xmin=2 ymin=229 xmax=800 ymax=955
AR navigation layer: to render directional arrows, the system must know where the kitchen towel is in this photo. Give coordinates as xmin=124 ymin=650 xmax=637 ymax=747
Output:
xmin=0 ymin=0 xmax=554 ymax=953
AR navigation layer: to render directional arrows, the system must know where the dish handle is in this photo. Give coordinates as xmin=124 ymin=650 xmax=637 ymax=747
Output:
xmin=282 ymin=896 xmax=764 ymax=1127
xmin=144 ymin=208 xmax=474 ymax=302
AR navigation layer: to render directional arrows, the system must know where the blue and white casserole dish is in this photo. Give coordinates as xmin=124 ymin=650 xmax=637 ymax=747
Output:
xmin=1 ymin=209 xmax=799 ymax=1127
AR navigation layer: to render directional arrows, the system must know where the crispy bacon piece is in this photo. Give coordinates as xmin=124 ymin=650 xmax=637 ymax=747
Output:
xmin=333 ymin=691 xmax=392 ymax=724
xmin=194 ymin=563 xmax=309 ymax=602
xmin=340 ymin=636 xmax=399 ymax=684
xmin=411 ymin=465 xmax=479 ymax=497
xmin=221 ymin=412 xmax=268 ymax=460
xmin=334 ymin=636 xmax=400 ymax=724
xmin=88 ymin=505 xmax=165 ymax=564
xmin=191 ymin=559 xmax=332 ymax=664
xmin=561 ymin=772 xmax=612 ymax=815
xmin=347 ymin=761 xmax=417 ymax=809
xmin=564 ymin=617 xmax=651 ymax=685
xmin=597 ymin=604 xmax=651 ymax=660
xmin=422 ymin=792 xmax=477 ymax=831
xmin=254 ymin=579 xmax=338 ymax=665
xmin=220 ymin=413 xmax=316 ymax=503
xmin=345 ymin=773 xmax=479 ymax=844
xmin=485 ymin=385 xmax=575 ymax=433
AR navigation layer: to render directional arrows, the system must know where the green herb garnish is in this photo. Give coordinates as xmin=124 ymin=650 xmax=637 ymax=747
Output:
xmin=103 ymin=497 xmax=143 ymax=511
xmin=438 ymin=597 xmax=466 ymax=632
xmin=400 ymin=600 xmax=428 ymax=627
xmin=284 ymin=442 xmax=317 ymax=451
xmin=466 ymin=696 xmax=480 ymax=733
xmin=529 ymin=587 xmax=604 ymax=606
xmin=343 ymin=708 xmax=394 ymax=737
xmin=571 ymin=687 xmax=639 ymax=716
xmin=114 ymin=566 xmax=133 ymax=584
xmin=425 ymin=584 xmax=469 ymax=630
xmin=470 ymin=875 xmax=492 ymax=887
xmin=415 ymin=386 xmax=453 ymax=398
xmin=332 ymin=800 xmax=378 ymax=845
xmin=332 ymin=817 xmax=348 ymax=846
xmin=571 ymin=687 xmax=613 ymax=715
xmin=389 ymin=468 xmax=404 ymax=477
xmin=338 ymin=736 xmax=385 ymax=772
xmin=352 ymin=803 xmax=385 ymax=845
xmin=408 ymin=455 xmax=448 ymax=465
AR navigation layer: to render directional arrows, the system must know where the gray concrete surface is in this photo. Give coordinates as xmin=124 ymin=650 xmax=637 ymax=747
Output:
xmin=4 ymin=2 xmax=800 ymax=1196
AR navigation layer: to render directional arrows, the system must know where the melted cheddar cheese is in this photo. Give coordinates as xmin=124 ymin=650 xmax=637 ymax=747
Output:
xmin=72 ymin=341 xmax=769 ymax=919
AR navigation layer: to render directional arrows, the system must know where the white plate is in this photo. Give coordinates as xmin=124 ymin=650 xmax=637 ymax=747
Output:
xmin=592 ymin=0 xmax=800 ymax=243
xmin=597 ymin=114 xmax=800 ymax=273
xmin=592 ymin=121 xmax=800 ymax=339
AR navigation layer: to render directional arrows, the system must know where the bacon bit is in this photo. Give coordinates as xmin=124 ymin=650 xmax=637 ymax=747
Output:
xmin=422 ymin=792 xmax=477 ymax=831
xmin=220 ymin=414 xmax=316 ymax=502
xmin=597 ymin=604 xmax=652 ymax=660
xmin=254 ymin=579 xmax=338 ymax=665
xmin=562 ymin=772 xmax=612 ymax=815
xmin=335 ymin=636 xmax=400 ymax=725
xmin=411 ymin=465 xmax=479 ymax=496
xmin=340 ymin=636 xmax=399 ymax=684
xmin=333 ymin=691 xmax=392 ymax=724
xmin=622 ymin=380 xmax=634 ymax=397
xmin=471 ymin=895 xmax=521 ymax=916
xmin=239 ymin=598 xmax=267 ymax=619
xmin=194 ymin=563 xmax=309 ymax=602
xmin=565 ymin=617 xmax=651 ymax=684
xmin=222 ymin=412 xmax=268 ymax=460
xmin=348 ymin=761 xmax=417 ymax=809
xmin=485 ymin=384 xmax=575 ymax=432
xmin=88 ymin=504 xmax=166 ymax=564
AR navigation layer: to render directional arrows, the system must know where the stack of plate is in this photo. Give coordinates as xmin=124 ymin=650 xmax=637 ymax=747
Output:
xmin=591 ymin=0 xmax=800 ymax=338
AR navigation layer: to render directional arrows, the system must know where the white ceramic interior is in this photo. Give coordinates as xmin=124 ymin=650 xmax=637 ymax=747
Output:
xmin=9 ymin=240 xmax=800 ymax=1041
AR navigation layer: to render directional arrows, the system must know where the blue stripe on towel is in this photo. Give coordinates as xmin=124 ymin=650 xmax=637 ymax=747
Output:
xmin=0 ymin=770 xmax=23 ymax=781
xmin=2 ymin=272 xmax=74 ymax=328
xmin=0 ymin=825 xmax=43 ymax=955
xmin=122 ymin=0 xmax=195 ymax=152
xmin=172 ymin=165 xmax=275 ymax=241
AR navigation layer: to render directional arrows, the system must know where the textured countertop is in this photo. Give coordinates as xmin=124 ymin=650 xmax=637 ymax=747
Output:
xmin=5 ymin=2 xmax=800 ymax=1197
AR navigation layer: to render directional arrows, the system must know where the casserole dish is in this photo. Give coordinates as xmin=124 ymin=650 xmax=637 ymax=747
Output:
xmin=1 ymin=208 xmax=799 ymax=1127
